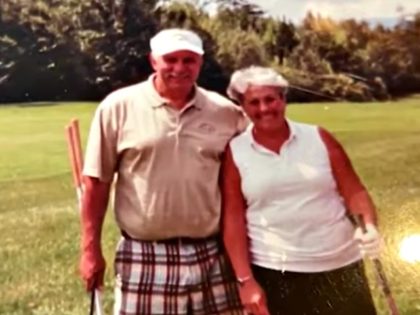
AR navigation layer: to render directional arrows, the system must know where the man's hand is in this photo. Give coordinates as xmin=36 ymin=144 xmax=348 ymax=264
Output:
xmin=79 ymin=176 xmax=111 ymax=291
xmin=239 ymin=278 xmax=270 ymax=315
xmin=354 ymin=223 xmax=382 ymax=259
xmin=79 ymin=247 xmax=106 ymax=291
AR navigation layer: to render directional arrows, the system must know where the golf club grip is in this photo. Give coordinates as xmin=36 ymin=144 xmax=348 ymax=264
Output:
xmin=70 ymin=119 xmax=84 ymax=174
xmin=353 ymin=214 xmax=367 ymax=232
xmin=65 ymin=125 xmax=82 ymax=188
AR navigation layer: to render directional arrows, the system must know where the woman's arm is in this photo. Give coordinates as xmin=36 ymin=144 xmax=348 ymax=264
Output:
xmin=221 ymin=145 xmax=253 ymax=280
xmin=319 ymin=127 xmax=378 ymax=225
xmin=221 ymin=145 xmax=269 ymax=315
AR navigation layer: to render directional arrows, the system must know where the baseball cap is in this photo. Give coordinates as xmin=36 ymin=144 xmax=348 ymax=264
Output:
xmin=150 ymin=28 xmax=204 ymax=56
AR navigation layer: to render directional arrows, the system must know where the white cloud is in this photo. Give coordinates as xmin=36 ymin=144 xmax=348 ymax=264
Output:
xmin=249 ymin=0 xmax=420 ymax=22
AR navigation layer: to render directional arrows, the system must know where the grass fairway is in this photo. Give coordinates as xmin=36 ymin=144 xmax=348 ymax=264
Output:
xmin=1 ymin=98 xmax=420 ymax=315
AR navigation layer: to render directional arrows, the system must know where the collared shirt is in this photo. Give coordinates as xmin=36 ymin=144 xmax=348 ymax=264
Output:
xmin=83 ymin=75 xmax=246 ymax=240
xmin=229 ymin=120 xmax=361 ymax=272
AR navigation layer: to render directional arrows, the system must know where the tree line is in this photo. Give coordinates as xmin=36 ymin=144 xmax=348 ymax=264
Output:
xmin=1 ymin=0 xmax=419 ymax=103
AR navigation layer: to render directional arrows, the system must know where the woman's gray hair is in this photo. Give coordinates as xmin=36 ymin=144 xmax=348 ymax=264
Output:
xmin=227 ymin=66 xmax=289 ymax=102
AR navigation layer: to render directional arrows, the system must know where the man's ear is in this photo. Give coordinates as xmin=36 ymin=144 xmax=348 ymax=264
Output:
xmin=149 ymin=53 xmax=157 ymax=71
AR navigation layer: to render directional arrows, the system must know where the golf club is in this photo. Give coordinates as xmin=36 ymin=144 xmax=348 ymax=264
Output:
xmin=354 ymin=215 xmax=400 ymax=315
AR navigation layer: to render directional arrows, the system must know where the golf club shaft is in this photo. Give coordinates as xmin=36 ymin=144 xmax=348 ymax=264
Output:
xmin=354 ymin=215 xmax=400 ymax=315
xmin=90 ymin=289 xmax=95 ymax=315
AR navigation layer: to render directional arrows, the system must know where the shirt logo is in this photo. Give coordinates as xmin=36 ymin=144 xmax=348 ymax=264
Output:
xmin=197 ymin=122 xmax=216 ymax=134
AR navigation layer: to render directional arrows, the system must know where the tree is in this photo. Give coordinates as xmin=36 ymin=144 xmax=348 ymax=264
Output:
xmin=0 ymin=0 xmax=92 ymax=101
xmin=0 ymin=0 xmax=159 ymax=101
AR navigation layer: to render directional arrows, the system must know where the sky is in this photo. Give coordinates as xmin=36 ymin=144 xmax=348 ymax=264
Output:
xmin=248 ymin=0 xmax=419 ymax=24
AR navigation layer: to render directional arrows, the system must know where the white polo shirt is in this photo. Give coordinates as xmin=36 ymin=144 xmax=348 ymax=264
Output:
xmin=229 ymin=120 xmax=361 ymax=272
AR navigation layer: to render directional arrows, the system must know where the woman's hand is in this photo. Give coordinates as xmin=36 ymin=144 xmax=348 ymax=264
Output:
xmin=354 ymin=223 xmax=382 ymax=259
xmin=239 ymin=278 xmax=270 ymax=315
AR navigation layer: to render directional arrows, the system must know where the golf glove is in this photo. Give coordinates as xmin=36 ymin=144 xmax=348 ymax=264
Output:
xmin=354 ymin=223 xmax=382 ymax=259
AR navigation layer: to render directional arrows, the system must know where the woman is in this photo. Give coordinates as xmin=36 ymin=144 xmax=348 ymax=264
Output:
xmin=222 ymin=66 xmax=381 ymax=315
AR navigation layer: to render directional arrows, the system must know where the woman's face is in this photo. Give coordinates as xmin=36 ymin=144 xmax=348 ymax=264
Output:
xmin=242 ymin=85 xmax=286 ymax=132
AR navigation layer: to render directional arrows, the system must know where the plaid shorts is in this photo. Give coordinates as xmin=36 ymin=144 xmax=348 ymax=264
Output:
xmin=113 ymin=235 xmax=244 ymax=315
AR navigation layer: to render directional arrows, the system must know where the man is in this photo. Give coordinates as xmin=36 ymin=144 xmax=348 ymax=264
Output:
xmin=79 ymin=28 xmax=246 ymax=315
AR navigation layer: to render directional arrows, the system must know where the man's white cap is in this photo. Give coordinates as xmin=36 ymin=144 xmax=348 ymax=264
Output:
xmin=150 ymin=28 xmax=204 ymax=56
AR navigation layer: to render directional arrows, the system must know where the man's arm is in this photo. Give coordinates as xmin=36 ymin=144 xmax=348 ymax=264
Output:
xmin=79 ymin=176 xmax=111 ymax=290
xmin=319 ymin=127 xmax=378 ymax=225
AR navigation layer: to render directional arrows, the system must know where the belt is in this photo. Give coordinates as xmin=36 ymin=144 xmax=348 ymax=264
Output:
xmin=121 ymin=230 xmax=220 ymax=245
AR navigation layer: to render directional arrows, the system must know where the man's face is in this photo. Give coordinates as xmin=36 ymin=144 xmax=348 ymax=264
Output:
xmin=150 ymin=50 xmax=203 ymax=91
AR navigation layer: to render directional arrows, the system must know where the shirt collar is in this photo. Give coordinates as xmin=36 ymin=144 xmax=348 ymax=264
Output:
xmin=146 ymin=74 xmax=202 ymax=110
xmin=247 ymin=118 xmax=298 ymax=153
xmin=286 ymin=118 xmax=298 ymax=140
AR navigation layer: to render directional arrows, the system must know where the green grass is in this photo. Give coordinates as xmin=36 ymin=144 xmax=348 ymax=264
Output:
xmin=1 ymin=98 xmax=420 ymax=314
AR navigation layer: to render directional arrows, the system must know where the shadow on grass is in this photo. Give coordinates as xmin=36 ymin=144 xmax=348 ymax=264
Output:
xmin=0 ymin=101 xmax=96 ymax=107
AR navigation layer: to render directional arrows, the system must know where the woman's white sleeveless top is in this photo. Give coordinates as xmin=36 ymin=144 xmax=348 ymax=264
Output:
xmin=229 ymin=120 xmax=361 ymax=272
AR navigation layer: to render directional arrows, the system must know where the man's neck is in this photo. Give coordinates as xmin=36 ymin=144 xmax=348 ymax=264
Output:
xmin=153 ymin=76 xmax=195 ymax=110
